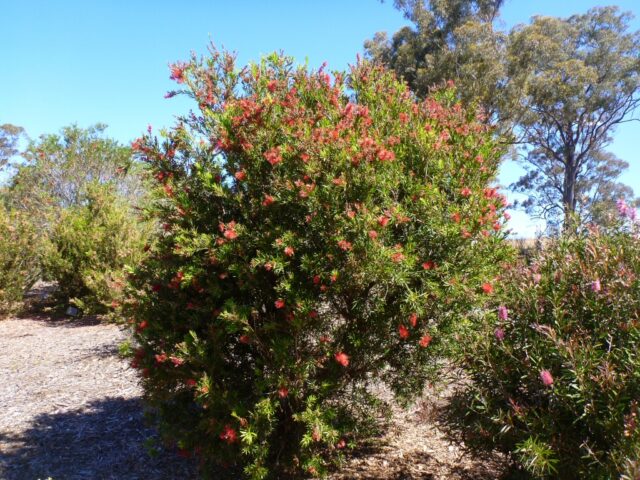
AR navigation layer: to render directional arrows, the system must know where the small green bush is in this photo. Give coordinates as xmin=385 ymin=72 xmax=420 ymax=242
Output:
xmin=126 ymin=48 xmax=510 ymax=478
xmin=458 ymin=222 xmax=640 ymax=478
xmin=0 ymin=204 xmax=41 ymax=315
xmin=44 ymin=183 xmax=151 ymax=314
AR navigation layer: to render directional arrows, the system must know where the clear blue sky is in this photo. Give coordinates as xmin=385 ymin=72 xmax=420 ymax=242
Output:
xmin=3 ymin=0 xmax=640 ymax=236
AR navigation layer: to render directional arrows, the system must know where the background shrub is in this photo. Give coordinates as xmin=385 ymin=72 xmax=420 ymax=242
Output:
xmin=458 ymin=222 xmax=640 ymax=478
xmin=44 ymin=182 xmax=152 ymax=314
xmin=0 ymin=204 xmax=41 ymax=315
xmin=126 ymin=48 xmax=510 ymax=478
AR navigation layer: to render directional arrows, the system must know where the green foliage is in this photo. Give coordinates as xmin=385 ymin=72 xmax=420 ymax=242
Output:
xmin=457 ymin=219 xmax=640 ymax=478
xmin=126 ymin=47 xmax=510 ymax=478
xmin=0 ymin=204 xmax=41 ymax=315
xmin=44 ymin=183 xmax=152 ymax=314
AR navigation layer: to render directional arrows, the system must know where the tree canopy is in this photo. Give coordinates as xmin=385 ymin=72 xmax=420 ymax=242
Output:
xmin=367 ymin=2 xmax=640 ymax=231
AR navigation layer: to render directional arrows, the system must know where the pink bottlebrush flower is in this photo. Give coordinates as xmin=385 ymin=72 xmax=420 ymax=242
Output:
xmin=629 ymin=208 xmax=638 ymax=222
xmin=494 ymin=328 xmax=505 ymax=341
xmin=617 ymin=198 xmax=628 ymax=216
xmin=540 ymin=369 xmax=554 ymax=387
xmin=498 ymin=306 xmax=508 ymax=321
xmin=368 ymin=230 xmax=378 ymax=239
xmin=284 ymin=246 xmax=295 ymax=257
xmin=337 ymin=240 xmax=353 ymax=251
xmin=460 ymin=187 xmax=472 ymax=197
xmin=591 ymin=279 xmax=601 ymax=292
xmin=532 ymin=273 xmax=542 ymax=284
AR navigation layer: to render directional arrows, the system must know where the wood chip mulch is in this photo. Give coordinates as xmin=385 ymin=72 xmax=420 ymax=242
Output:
xmin=0 ymin=306 xmax=509 ymax=480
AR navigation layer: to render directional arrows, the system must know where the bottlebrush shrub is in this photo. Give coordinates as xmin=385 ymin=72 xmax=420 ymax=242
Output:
xmin=44 ymin=182 xmax=152 ymax=314
xmin=0 ymin=204 xmax=41 ymax=315
xmin=457 ymin=225 xmax=640 ymax=479
xmin=126 ymin=47 xmax=510 ymax=479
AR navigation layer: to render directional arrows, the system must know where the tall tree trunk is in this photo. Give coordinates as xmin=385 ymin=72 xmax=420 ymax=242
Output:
xmin=563 ymin=152 xmax=577 ymax=232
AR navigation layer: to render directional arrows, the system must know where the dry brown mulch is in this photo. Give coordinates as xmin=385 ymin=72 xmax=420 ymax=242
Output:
xmin=0 ymin=315 xmax=197 ymax=480
xmin=0 ymin=304 xmax=509 ymax=480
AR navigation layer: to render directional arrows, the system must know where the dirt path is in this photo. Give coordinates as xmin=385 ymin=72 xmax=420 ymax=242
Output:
xmin=0 ymin=315 xmax=196 ymax=480
xmin=0 ymin=313 xmax=507 ymax=480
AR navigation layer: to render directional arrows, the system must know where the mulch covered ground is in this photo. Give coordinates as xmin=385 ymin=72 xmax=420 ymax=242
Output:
xmin=0 ymin=294 xmax=510 ymax=479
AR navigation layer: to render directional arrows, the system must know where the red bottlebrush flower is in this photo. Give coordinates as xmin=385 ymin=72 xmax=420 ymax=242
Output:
xmin=223 ymin=229 xmax=238 ymax=240
xmin=275 ymin=299 xmax=285 ymax=309
xmin=378 ymin=215 xmax=390 ymax=227
xmin=220 ymin=424 xmax=239 ymax=444
xmin=308 ymin=310 xmax=318 ymax=318
xmin=419 ymin=334 xmax=432 ymax=348
xmin=152 ymin=284 xmax=162 ymax=292
xmin=264 ymin=262 xmax=273 ymax=271
xmin=399 ymin=112 xmax=409 ymax=124
xmin=136 ymin=320 xmax=148 ymax=332
xmin=185 ymin=378 xmax=197 ymax=388
xmin=332 ymin=177 xmax=346 ymax=186
xmin=284 ymin=246 xmax=295 ymax=257
xmin=377 ymin=148 xmax=396 ymax=161
xmin=155 ymin=353 xmax=167 ymax=364
xmin=346 ymin=210 xmax=356 ymax=219
xmin=267 ymin=80 xmax=277 ymax=92
xmin=368 ymin=230 xmax=378 ymax=239
xmin=312 ymin=428 xmax=322 ymax=442
xmin=300 ymin=153 xmax=310 ymax=162
xmin=171 ymin=437 xmax=194 ymax=455
xmin=334 ymin=352 xmax=349 ymax=367
xmin=398 ymin=324 xmax=410 ymax=339
xmin=330 ymin=273 xmax=338 ymax=283
xmin=239 ymin=334 xmax=251 ymax=344
xmin=451 ymin=212 xmax=461 ymax=223
xmin=409 ymin=313 xmax=418 ymax=328
xmin=278 ymin=386 xmax=289 ymax=398
xmin=461 ymin=228 xmax=472 ymax=238
xmin=481 ymin=283 xmax=494 ymax=294
xmin=262 ymin=195 xmax=275 ymax=206
xmin=170 ymin=356 xmax=184 ymax=367
xmin=234 ymin=170 xmax=246 ymax=181
xmin=169 ymin=63 xmax=186 ymax=83
xmin=460 ymin=187 xmax=472 ymax=197
xmin=264 ymin=147 xmax=282 ymax=166
xmin=313 ymin=275 xmax=321 ymax=284
xmin=391 ymin=252 xmax=405 ymax=263
xmin=337 ymin=240 xmax=352 ymax=251
xmin=336 ymin=439 xmax=347 ymax=449
xmin=422 ymin=261 xmax=434 ymax=270
xmin=540 ymin=369 xmax=554 ymax=387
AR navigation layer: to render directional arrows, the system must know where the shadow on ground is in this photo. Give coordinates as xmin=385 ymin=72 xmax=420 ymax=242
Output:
xmin=0 ymin=397 xmax=197 ymax=480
